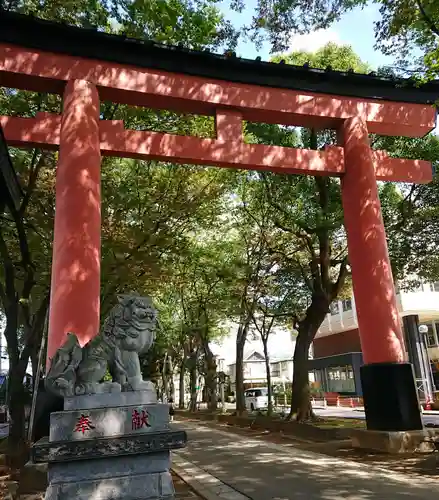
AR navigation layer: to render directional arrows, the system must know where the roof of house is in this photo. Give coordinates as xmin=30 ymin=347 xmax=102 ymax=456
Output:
xmin=244 ymin=350 xmax=266 ymax=362
xmin=227 ymin=349 xmax=266 ymax=366
xmin=1 ymin=10 xmax=439 ymax=105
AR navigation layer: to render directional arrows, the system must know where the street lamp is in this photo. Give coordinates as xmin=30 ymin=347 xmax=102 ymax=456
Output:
xmin=418 ymin=324 xmax=435 ymax=407
xmin=418 ymin=324 xmax=428 ymax=335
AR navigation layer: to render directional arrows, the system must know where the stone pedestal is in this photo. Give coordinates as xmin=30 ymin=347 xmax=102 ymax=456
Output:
xmin=31 ymin=391 xmax=187 ymax=499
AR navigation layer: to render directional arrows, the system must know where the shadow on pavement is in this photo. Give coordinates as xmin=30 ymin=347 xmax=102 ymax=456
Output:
xmin=175 ymin=421 xmax=439 ymax=500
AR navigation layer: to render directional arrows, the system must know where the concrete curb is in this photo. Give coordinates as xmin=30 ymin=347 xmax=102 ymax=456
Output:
xmin=171 ymin=452 xmax=250 ymax=500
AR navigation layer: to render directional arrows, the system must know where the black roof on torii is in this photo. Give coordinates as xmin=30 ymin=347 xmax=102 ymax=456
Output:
xmin=0 ymin=9 xmax=438 ymax=106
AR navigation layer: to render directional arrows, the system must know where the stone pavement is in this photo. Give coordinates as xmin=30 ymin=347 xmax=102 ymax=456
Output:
xmin=172 ymin=420 xmax=439 ymax=500
xmin=173 ymin=454 xmax=249 ymax=500
xmin=172 ymin=470 xmax=207 ymax=499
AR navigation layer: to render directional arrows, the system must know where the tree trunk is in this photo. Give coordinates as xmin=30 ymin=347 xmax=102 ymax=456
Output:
xmin=204 ymin=347 xmax=217 ymax=412
xmin=235 ymin=321 xmax=249 ymax=414
xmin=2 ymin=301 xmax=29 ymax=464
xmin=168 ymin=355 xmax=175 ymax=401
xmin=288 ymin=303 xmax=328 ymax=422
xmin=8 ymin=361 xmax=27 ymax=447
xmin=288 ymin=327 xmax=313 ymax=422
xmin=178 ymin=359 xmax=186 ymax=409
xmin=24 ymin=292 xmax=49 ymax=389
xmin=161 ymin=353 xmax=169 ymax=400
xmin=189 ymin=363 xmax=198 ymax=412
xmin=6 ymin=321 xmax=30 ymax=466
xmin=262 ymin=338 xmax=273 ymax=416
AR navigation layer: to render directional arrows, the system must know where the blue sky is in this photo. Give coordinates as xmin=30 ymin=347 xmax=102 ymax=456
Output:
xmin=218 ymin=1 xmax=396 ymax=70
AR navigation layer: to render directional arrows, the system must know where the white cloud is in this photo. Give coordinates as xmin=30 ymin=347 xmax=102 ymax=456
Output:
xmin=287 ymin=28 xmax=342 ymax=53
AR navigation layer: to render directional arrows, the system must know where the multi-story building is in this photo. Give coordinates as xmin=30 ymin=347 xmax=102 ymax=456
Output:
xmin=310 ymin=282 xmax=439 ymax=399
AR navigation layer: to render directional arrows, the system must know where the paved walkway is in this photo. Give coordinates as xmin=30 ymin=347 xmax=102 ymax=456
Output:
xmin=173 ymin=421 xmax=439 ymax=500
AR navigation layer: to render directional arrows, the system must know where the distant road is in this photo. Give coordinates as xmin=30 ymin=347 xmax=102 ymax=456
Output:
xmin=312 ymin=406 xmax=439 ymax=426
xmin=218 ymin=401 xmax=439 ymax=426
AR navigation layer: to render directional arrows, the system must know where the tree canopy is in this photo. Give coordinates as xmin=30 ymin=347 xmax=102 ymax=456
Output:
xmin=245 ymin=0 xmax=439 ymax=78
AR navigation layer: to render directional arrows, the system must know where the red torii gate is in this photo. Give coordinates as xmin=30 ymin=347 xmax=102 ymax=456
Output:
xmin=0 ymin=11 xmax=437 ymax=432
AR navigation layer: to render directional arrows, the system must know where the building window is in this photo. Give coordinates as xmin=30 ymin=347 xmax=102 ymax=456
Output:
xmin=326 ymin=366 xmax=356 ymax=393
xmin=342 ymin=299 xmax=352 ymax=312
xmin=426 ymin=322 xmax=437 ymax=347
xmin=430 ymin=282 xmax=439 ymax=292
xmin=330 ymin=302 xmax=339 ymax=315
xmin=430 ymin=322 xmax=439 ymax=347
xmin=271 ymin=365 xmax=280 ymax=377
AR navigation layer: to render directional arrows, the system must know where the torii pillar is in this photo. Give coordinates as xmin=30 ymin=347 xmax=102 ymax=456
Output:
xmin=47 ymin=79 xmax=101 ymax=369
xmin=341 ymin=116 xmax=422 ymax=432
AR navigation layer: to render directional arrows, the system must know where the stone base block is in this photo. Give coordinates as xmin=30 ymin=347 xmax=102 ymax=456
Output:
xmin=48 ymin=451 xmax=170 ymax=483
xmin=22 ymin=461 xmax=48 ymax=492
xmin=351 ymin=428 xmax=438 ymax=454
xmin=64 ymin=390 xmax=157 ymax=411
xmin=45 ymin=470 xmax=174 ymax=499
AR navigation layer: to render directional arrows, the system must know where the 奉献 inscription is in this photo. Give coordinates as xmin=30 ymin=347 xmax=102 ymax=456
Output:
xmin=74 ymin=414 xmax=95 ymax=434
xmin=132 ymin=409 xmax=151 ymax=431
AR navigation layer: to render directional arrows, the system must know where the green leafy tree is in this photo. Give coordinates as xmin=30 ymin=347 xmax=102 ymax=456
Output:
xmin=251 ymin=293 xmax=290 ymax=417
xmin=174 ymin=238 xmax=235 ymax=411
xmin=3 ymin=0 xmax=112 ymax=29
xmin=243 ymin=44 xmax=375 ymax=421
xmin=99 ymin=160 xmax=231 ymax=314
xmin=0 ymin=86 xmax=59 ymax=460
xmin=255 ymin=43 xmax=439 ymax=420
xmin=227 ymin=0 xmax=363 ymax=52
xmin=368 ymin=0 xmax=439 ymax=79
xmin=111 ymin=0 xmax=239 ymax=49
xmin=259 ymin=131 xmax=350 ymax=421
xmin=272 ymin=42 xmax=371 ymax=73
xmin=227 ymin=171 xmax=284 ymax=415
xmin=4 ymin=0 xmax=239 ymax=50
xmin=230 ymin=0 xmax=439 ymax=79
xmin=374 ymin=133 xmax=439 ymax=284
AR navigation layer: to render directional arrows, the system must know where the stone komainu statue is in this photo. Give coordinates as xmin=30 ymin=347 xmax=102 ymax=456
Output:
xmin=45 ymin=294 xmax=157 ymax=397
